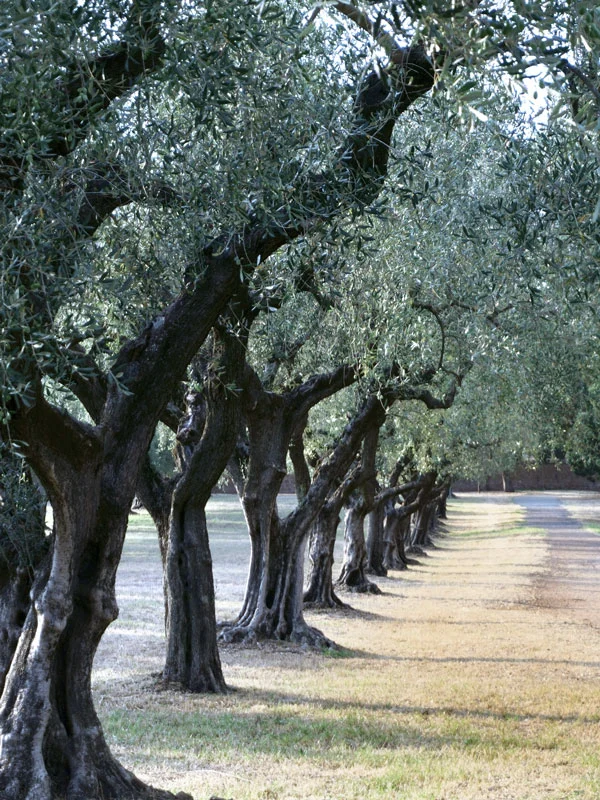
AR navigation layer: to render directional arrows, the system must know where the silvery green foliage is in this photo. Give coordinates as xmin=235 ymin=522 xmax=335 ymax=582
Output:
xmin=0 ymin=444 xmax=47 ymax=572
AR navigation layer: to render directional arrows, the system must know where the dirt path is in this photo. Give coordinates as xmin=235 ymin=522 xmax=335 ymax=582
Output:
xmin=94 ymin=493 xmax=600 ymax=800
xmin=515 ymin=493 xmax=600 ymax=626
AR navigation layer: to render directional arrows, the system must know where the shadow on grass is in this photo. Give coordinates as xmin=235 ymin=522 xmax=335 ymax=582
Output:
xmin=224 ymin=685 xmax=600 ymax=727
xmin=102 ymin=684 xmax=597 ymax=775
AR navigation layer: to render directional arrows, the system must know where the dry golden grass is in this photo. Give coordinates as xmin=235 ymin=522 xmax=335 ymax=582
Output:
xmin=94 ymin=493 xmax=600 ymax=800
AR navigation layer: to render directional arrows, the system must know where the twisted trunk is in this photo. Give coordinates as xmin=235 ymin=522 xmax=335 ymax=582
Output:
xmin=0 ymin=398 xmax=189 ymax=800
xmin=220 ymin=364 xmax=358 ymax=646
xmin=336 ymin=501 xmax=381 ymax=594
xmin=337 ymin=423 xmax=381 ymax=593
xmin=162 ymin=328 xmax=246 ymax=692
xmin=0 ymin=567 xmax=33 ymax=693
xmin=365 ymin=502 xmax=387 ymax=577
xmin=220 ymin=397 xmax=306 ymax=642
xmin=304 ymin=500 xmax=346 ymax=609
xmin=383 ymin=508 xmax=412 ymax=571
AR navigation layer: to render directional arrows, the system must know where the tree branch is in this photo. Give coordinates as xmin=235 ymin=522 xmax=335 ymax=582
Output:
xmin=288 ymin=363 xmax=359 ymax=418
xmin=558 ymin=59 xmax=600 ymax=109
xmin=334 ymin=2 xmax=402 ymax=56
xmin=374 ymin=478 xmax=422 ymax=507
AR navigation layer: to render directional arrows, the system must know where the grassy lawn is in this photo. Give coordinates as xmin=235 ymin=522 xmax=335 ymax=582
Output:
xmin=94 ymin=493 xmax=600 ymax=800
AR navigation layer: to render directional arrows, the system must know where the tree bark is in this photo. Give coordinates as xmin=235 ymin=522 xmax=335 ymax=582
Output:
xmin=304 ymin=498 xmax=346 ymax=609
xmin=383 ymin=507 xmax=411 ymax=571
xmin=0 ymin=397 xmax=192 ymax=800
xmin=365 ymin=502 xmax=387 ymax=577
xmin=162 ymin=328 xmax=245 ymax=693
xmin=220 ymin=363 xmax=359 ymax=646
xmin=336 ymin=502 xmax=382 ymax=594
xmin=336 ymin=423 xmax=381 ymax=592
xmin=0 ymin=444 xmax=48 ymax=692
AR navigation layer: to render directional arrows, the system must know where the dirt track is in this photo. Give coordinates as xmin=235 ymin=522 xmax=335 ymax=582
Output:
xmin=515 ymin=494 xmax=600 ymax=625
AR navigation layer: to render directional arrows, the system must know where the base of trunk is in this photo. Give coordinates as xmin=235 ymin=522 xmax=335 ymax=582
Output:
xmin=160 ymin=670 xmax=228 ymax=695
xmin=383 ymin=554 xmax=408 ymax=571
xmin=365 ymin=564 xmax=387 ymax=577
xmin=303 ymin=590 xmax=348 ymax=610
xmin=336 ymin=577 xmax=381 ymax=595
xmin=219 ymin=618 xmax=335 ymax=649
xmin=0 ymin=731 xmax=194 ymax=800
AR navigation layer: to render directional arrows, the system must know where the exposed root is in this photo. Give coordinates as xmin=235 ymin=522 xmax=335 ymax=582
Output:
xmin=383 ymin=557 xmax=408 ymax=571
xmin=336 ymin=578 xmax=382 ymax=595
xmin=218 ymin=624 xmax=259 ymax=645
xmin=303 ymin=595 xmax=349 ymax=611
xmin=407 ymin=546 xmax=428 ymax=556
xmin=218 ymin=619 xmax=337 ymax=651
xmin=303 ymin=587 xmax=348 ymax=610
xmin=289 ymin=622 xmax=337 ymax=650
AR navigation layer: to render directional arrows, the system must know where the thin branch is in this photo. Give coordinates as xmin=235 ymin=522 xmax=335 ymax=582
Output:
xmin=558 ymin=59 xmax=600 ymax=107
xmin=305 ymin=6 xmax=323 ymax=27
xmin=374 ymin=478 xmax=421 ymax=506
xmin=334 ymin=2 xmax=402 ymax=55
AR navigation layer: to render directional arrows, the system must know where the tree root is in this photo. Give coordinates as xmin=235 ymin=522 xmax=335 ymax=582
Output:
xmin=383 ymin=557 xmax=408 ymax=571
xmin=218 ymin=619 xmax=337 ymax=650
xmin=303 ymin=595 xmax=349 ymax=611
xmin=336 ymin=578 xmax=381 ymax=595
xmin=289 ymin=622 xmax=336 ymax=650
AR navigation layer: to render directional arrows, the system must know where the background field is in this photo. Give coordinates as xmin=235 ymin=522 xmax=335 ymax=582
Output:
xmin=93 ymin=493 xmax=600 ymax=800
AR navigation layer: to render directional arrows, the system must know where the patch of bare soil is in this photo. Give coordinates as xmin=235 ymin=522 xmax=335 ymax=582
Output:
xmin=93 ymin=493 xmax=600 ymax=800
xmin=519 ymin=493 xmax=600 ymax=623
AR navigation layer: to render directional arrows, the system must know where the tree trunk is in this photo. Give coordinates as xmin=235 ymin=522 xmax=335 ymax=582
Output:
xmin=303 ymin=501 xmax=346 ymax=609
xmin=336 ymin=504 xmax=381 ymax=594
xmin=0 ymin=394 xmax=193 ymax=800
xmin=164 ymin=499 xmax=225 ymax=692
xmin=289 ymin=413 xmax=310 ymax=503
xmin=219 ymin=451 xmax=322 ymax=643
xmin=220 ymin=363 xmax=359 ymax=647
xmin=0 ymin=444 xmax=49 ymax=690
xmin=365 ymin=503 xmax=387 ymax=577
xmin=136 ymin=455 xmax=173 ymax=628
xmin=336 ymin=423 xmax=381 ymax=593
xmin=0 ymin=470 xmax=190 ymax=800
xmin=410 ymin=504 xmax=431 ymax=551
xmin=502 ymin=472 xmax=515 ymax=493
xmin=382 ymin=505 xmax=409 ymax=571
xmin=162 ymin=328 xmax=246 ymax=693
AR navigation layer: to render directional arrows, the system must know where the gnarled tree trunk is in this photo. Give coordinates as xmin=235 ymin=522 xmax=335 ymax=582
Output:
xmin=163 ymin=328 xmax=245 ymax=692
xmin=336 ymin=424 xmax=381 ymax=593
xmin=365 ymin=502 xmax=387 ymax=577
xmin=220 ymin=364 xmax=358 ymax=646
xmin=382 ymin=506 xmax=411 ymax=571
xmin=336 ymin=501 xmax=381 ymax=594
xmin=0 ymin=399 xmax=191 ymax=800
xmin=304 ymin=500 xmax=346 ymax=609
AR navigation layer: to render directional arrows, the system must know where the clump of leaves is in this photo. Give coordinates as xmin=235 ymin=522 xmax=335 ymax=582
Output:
xmin=0 ymin=444 xmax=49 ymax=573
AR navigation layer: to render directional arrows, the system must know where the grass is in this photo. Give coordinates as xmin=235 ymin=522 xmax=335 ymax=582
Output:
xmin=94 ymin=492 xmax=600 ymax=800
